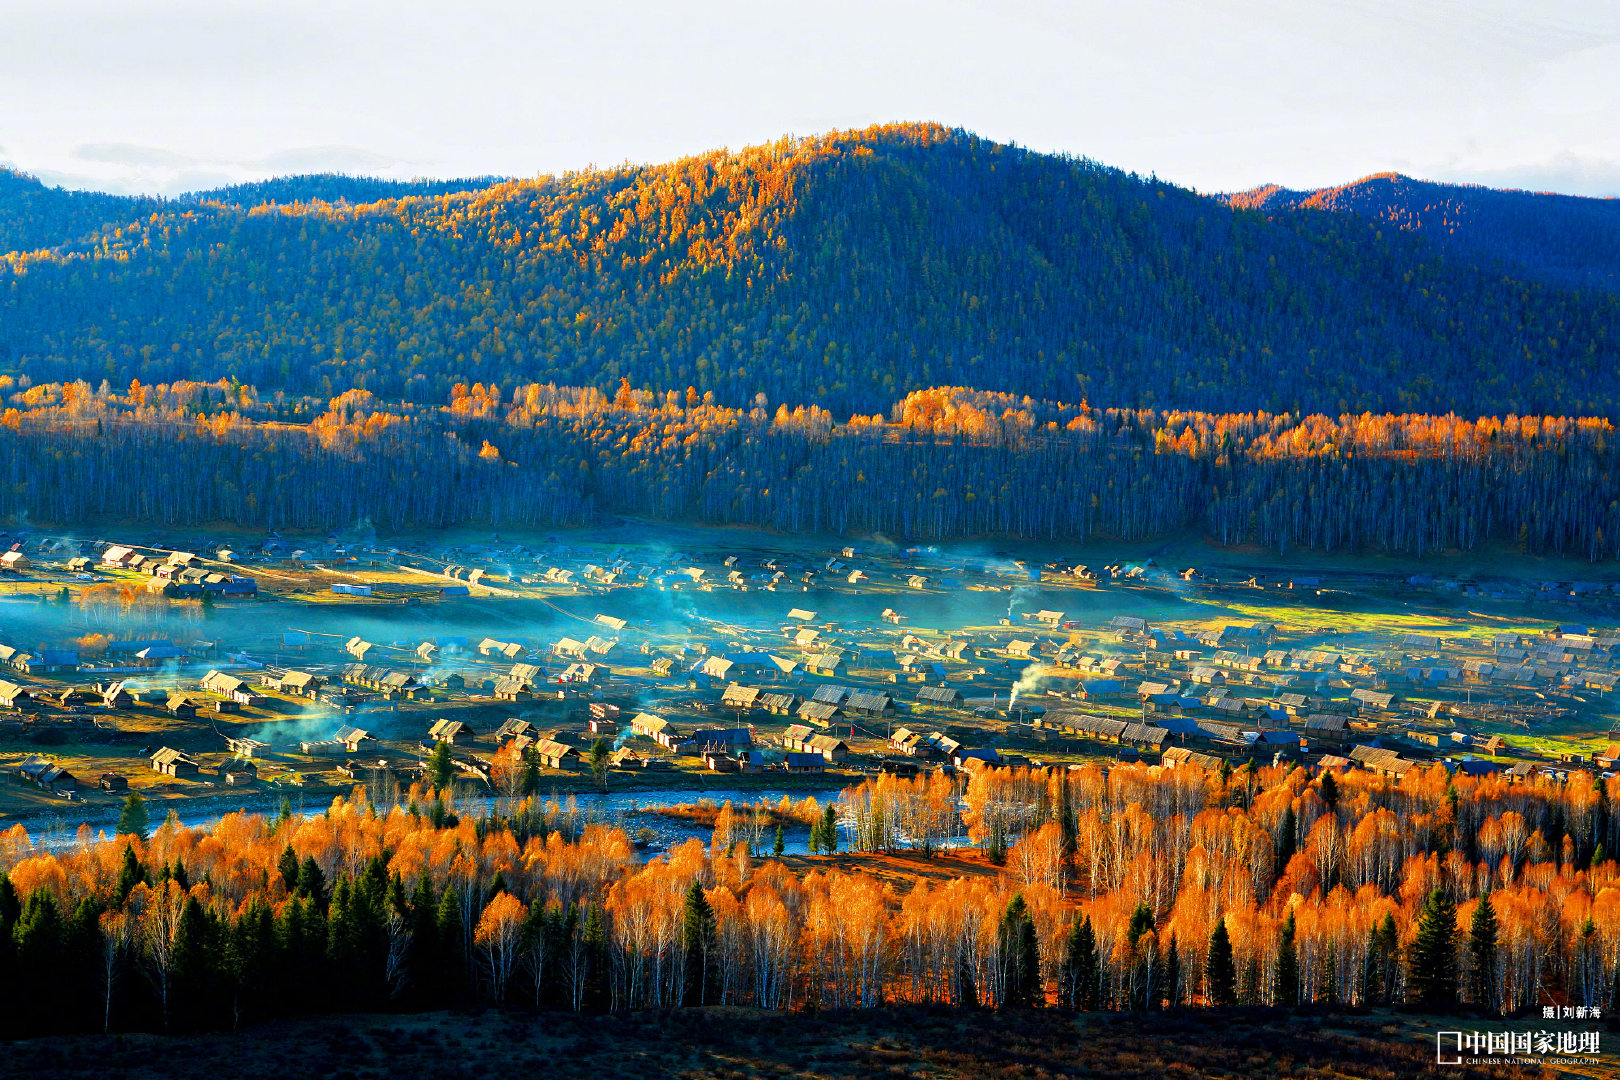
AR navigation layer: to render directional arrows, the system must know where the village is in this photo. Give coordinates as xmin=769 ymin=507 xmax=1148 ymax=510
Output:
xmin=0 ymin=525 xmax=1619 ymax=831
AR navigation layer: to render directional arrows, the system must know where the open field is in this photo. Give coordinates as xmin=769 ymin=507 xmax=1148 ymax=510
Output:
xmin=0 ymin=1006 xmax=1573 ymax=1080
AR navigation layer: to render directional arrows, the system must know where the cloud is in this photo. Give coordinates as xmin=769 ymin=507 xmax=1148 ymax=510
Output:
xmin=72 ymin=143 xmax=197 ymax=168
xmin=250 ymin=145 xmax=411 ymax=176
xmin=30 ymin=165 xmax=235 ymax=197
xmin=16 ymin=142 xmax=421 ymax=196
xmin=1442 ymin=153 xmax=1620 ymax=199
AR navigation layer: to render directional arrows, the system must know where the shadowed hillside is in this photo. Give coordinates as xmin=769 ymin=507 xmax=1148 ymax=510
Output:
xmin=1227 ymin=172 xmax=1620 ymax=293
xmin=4 ymin=124 xmax=1620 ymax=418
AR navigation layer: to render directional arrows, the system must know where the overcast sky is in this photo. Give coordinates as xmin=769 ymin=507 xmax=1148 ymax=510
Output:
xmin=1 ymin=0 xmax=1617 ymax=197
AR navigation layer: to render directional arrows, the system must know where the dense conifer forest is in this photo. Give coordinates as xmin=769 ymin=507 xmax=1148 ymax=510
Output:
xmin=3 ymin=124 xmax=1619 ymax=418
xmin=0 ymin=378 xmax=1617 ymax=556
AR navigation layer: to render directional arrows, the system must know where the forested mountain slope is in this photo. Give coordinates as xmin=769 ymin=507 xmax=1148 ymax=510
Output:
xmin=3 ymin=124 xmax=1619 ymax=417
xmin=0 ymin=168 xmax=165 ymax=254
xmin=0 ymin=167 xmax=502 ymax=255
xmin=1227 ymin=173 xmax=1620 ymax=293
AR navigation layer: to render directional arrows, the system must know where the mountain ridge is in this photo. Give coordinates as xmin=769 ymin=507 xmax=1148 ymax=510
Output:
xmin=1224 ymin=171 xmax=1620 ymax=292
xmin=3 ymin=123 xmax=1618 ymax=418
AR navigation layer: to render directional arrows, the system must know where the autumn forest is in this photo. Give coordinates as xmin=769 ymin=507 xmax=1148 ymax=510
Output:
xmin=0 ymin=759 xmax=1611 ymax=1035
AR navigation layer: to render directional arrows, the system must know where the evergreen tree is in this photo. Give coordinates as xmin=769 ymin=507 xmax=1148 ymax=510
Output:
xmin=13 ymin=889 xmax=65 ymax=1034
xmin=957 ymin=947 xmax=980 ymax=1009
xmin=1277 ymin=806 xmax=1297 ymax=869
xmin=1061 ymin=915 xmax=1100 ymax=1009
xmin=1239 ymin=953 xmax=1262 ymax=1006
xmin=1319 ymin=940 xmax=1339 ymax=1005
xmin=1207 ymin=918 xmax=1237 ymax=1006
xmin=1409 ymin=889 xmax=1459 ymax=1008
xmin=589 ymin=738 xmax=610 ymax=788
xmin=1376 ymin=913 xmax=1401 ymax=1005
xmin=296 ymin=856 xmax=326 ymax=910
xmin=228 ymin=899 xmax=276 ymax=1026
xmin=277 ymin=845 xmax=299 ymax=892
xmin=1361 ymin=924 xmax=1384 ymax=1005
xmin=62 ymin=898 xmax=101 ymax=1036
xmin=115 ymin=845 xmax=145 ymax=904
xmin=116 ymin=793 xmax=149 ymax=841
xmin=819 ymin=805 xmax=839 ymax=854
xmin=0 ymin=875 xmax=17 ymax=1037
xmin=1273 ymin=910 xmax=1299 ymax=1006
xmin=582 ymin=902 xmax=607 ymax=1010
xmin=428 ymin=740 xmax=456 ymax=793
xmin=680 ymin=880 xmax=717 ymax=1006
xmin=772 ymin=824 xmax=785 ymax=857
xmin=436 ymin=885 xmax=468 ymax=1005
xmin=404 ymin=875 xmax=441 ymax=1008
xmin=1319 ymin=770 xmax=1339 ymax=809
xmin=1467 ymin=892 xmax=1499 ymax=1014
xmin=998 ymin=893 xmax=1041 ymax=1008
xmin=170 ymin=896 xmax=215 ymax=1031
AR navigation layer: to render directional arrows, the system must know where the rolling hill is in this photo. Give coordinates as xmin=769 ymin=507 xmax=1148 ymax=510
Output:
xmin=3 ymin=124 xmax=1619 ymax=418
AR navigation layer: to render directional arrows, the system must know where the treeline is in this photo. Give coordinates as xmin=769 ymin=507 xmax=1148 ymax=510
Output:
xmin=1 ymin=758 xmax=1618 ymax=1038
xmin=3 ymin=124 xmax=1619 ymax=418
xmin=3 ymin=380 xmax=1620 ymax=556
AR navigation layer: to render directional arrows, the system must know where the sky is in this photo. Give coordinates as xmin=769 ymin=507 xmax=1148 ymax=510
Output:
xmin=1 ymin=0 xmax=1617 ymax=198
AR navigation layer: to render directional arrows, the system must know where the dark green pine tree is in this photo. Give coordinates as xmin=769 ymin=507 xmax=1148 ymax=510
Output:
xmin=296 ymin=857 xmax=327 ymax=910
xmin=116 ymin=793 xmax=149 ymax=841
xmin=998 ymin=893 xmax=1041 ymax=1008
xmin=228 ymin=898 xmax=276 ymax=1025
xmin=1318 ymin=939 xmax=1338 ymax=1005
xmin=680 ymin=880 xmax=717 ymax=1006
xmin=1467 ymin=892 xmax=1499 ymax=1014
xmin=170 ymin=896 xmax=217 ymax=1032
xmin=1061 ymin=914 xmax=1100 ymax=1009
xmin=1319 ymin=769 xmax=1339 ymax=809
xmin=1206 ymin=918 xmax=1237 ymax=1006
xmin=0 ymin=874 xmax=16 ymax=1038
xmin=403 ymin=875 xmax=441 ymax=1009
xmin=1273 ymin=910 xmax=1300 ymax=1006
xmin=436 ymin=885 xmax=468 ymax=1006
xmin=13 ymin=889 xmax=65 ymax=1034
xmin=277 ymin=845 xmax=300 ymax=892
xmin=582 ymin=902 xmax=608 ymax=1010
xmin=1361 ymin=923 xmax=1384 ymax=1005
xmin=1126 ymin=901 xmax=1156 ymax=1010
xmin=1408 ymin=889 xmax=1459 ymax=1008
xmin=1376 ymin=912 xmax=1401 ymax=1005
xmin=772 ymin=824 xmax=785 ymax=857
xmin=1277 ymin=805 xmax=1297 ymax=870
xmin=62 ymin=898 xmax=102 ymax=1035
xmin=819 ymin=805 xmax=839 ymax=854
xmin=428 ymin=740 xmax=456 ymax=793
xmin=957 ymin=947 xmax=980 ymax=1008
xmin=116 ymin=844 xmax=146 ymax=904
